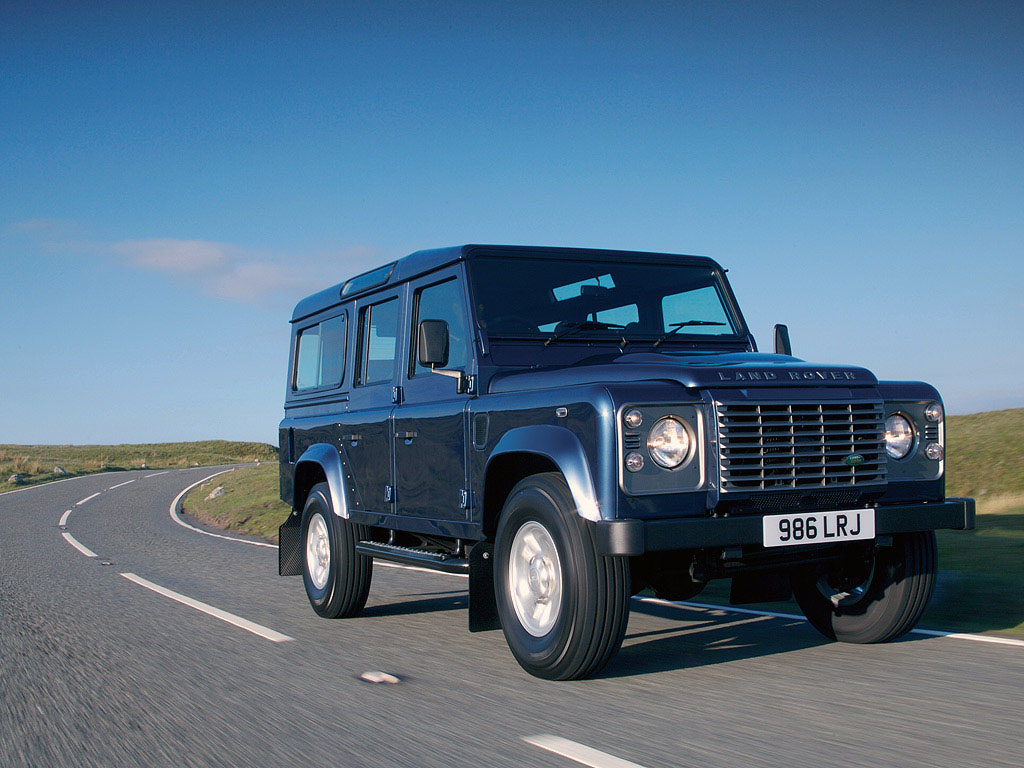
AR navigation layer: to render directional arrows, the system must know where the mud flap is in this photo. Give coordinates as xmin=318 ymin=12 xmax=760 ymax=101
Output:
xmin=468 ymin=541 xmax=500 ymax=632
xmin=278 ymin=512 xmax=303 ymax=576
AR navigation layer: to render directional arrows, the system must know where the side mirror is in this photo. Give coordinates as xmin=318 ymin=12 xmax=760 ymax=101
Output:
xmin=774 ymin=323 xmax=792 ymax=356
xmin=417 ymin=319 xmax=450 ymax=368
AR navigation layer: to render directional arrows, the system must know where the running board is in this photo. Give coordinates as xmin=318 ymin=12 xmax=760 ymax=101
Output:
xmin=355 ymin=541 xmax=469 ymax=574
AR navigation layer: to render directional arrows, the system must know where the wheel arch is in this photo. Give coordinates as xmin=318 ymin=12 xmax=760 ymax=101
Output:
xmin=483 ymin=425 xmax=601 ymax=538
xmin=293 ymin=444 xmax=350 ymax=518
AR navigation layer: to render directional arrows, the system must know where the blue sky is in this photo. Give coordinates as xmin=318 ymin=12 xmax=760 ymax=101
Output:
xmin=2 ymin=2 xmax=1021 ymax=445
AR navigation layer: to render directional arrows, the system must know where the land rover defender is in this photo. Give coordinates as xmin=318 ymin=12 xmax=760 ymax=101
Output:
xmin=278 ymin=245 xmax=974 ymax=679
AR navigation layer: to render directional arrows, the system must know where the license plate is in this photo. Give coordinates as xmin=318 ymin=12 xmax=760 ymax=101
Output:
xmin=762 ymin=509 xmax=875 ymax=548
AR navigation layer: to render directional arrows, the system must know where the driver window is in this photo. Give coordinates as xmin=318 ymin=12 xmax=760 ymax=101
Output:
xmin=412 ymin=278 xmax=470 ymax=377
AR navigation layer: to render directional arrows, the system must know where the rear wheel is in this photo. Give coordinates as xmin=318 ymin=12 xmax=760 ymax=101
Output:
xmin=791 ymin=531 xmax=937 ymax=643
xmin=301 ymin=482 xmax=372 ymax=618
xmin=494 ymin=473 xmax=630 ymax=680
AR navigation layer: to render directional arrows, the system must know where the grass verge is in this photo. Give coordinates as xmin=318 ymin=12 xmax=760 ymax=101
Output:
xmin=1 ymin=441 xmax=277 ymax=490
xmin=181 ymin=464 xmax=290 ymax=544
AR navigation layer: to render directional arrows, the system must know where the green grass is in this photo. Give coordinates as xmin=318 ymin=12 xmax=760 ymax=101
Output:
xmin=181 ymin=408 xmax=1024 ymax=637
xmin=1 ymin=441 xmax=277 ymax=489
xmin=945 ymin=408 xmax=1024 ymax=498
xmin=181 ymin=463 xmax=290 ymax=544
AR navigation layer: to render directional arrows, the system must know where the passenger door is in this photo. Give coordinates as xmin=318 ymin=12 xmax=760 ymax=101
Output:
xmin=345 ymin=291 xmax=403 ymax=517
xmin=393 ymin=268 xmax=474 ymax=522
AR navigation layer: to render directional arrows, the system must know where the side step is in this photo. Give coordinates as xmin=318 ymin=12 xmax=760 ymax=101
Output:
xmin=355 ymin=541 xmax=469 ymax=574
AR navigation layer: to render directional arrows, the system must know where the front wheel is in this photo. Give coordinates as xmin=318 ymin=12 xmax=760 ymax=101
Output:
xmin=791 ymin=531 xmax=937 ymax=644
xmin=494 ymin=473 xmax=630 ymax=680
xmin=301 ymin=482 xmax=372 ymax=618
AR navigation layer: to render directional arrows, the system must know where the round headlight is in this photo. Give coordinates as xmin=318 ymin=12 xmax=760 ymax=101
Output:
xmin=647 ymin=417 xmax=691 ymax=468
xmin=884 ymin=414 xmax=915 ymax=459
xmin=925 ymin=403 xmax=943 ymax=423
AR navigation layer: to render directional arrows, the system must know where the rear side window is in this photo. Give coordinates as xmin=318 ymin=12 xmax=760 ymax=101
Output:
xmin=293 ymin=313 xmax=347 ymax=391
xmin=357 ymin=297 xmax=400 ymax=385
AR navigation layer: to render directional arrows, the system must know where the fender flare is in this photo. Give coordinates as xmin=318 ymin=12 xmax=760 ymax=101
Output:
xmin=294 ymin=444 xmax=350 ymax=519
xmin=487 ymin=425 xmax=601 ymax=521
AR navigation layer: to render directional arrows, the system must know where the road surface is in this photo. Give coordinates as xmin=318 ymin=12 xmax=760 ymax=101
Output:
xmin=2 ymin=467 xmax=1021 ymax=767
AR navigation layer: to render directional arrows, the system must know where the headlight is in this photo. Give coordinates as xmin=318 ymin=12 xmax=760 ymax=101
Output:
xmin=647 ymin=417 xmax=691 ymax=468
xmin=884 ymin=414 xmax=915 ymax=459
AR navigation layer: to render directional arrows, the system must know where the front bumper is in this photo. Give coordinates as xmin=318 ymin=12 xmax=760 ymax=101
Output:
xmin=595 ymin=497 xmax=975 ymax=556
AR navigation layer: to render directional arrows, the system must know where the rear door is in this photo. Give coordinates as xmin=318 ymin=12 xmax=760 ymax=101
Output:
xmin=393 ymin=267 xmax=474 ymax=521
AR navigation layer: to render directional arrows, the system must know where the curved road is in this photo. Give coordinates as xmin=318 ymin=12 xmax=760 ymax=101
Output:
xmin=2 ymin=468 xmax=1021 ymax=768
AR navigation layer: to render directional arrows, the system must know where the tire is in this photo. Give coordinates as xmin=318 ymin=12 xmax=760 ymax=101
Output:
xmin=494 ymin=473 xmax=630 ymax=680
xmin=790 ymin=531 xmax=937 ymax=644
xmin=301 ymin=482 xmax=372 ymax=618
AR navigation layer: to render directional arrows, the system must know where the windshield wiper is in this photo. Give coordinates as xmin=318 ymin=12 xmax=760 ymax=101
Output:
xmin=652 ymin=320 xmax=726 ymax=348
xmin=544 ymin=320 xmax=625 ymax=346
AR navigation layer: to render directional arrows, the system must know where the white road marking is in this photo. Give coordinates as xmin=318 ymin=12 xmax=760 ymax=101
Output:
xmin=120 ymin=573 xmax=293 ymax=643
xmin=75 ymin=492 xmax=102 ymax=506
xmin=635 ymin=597 xmax=1024 ymax=649
xmin=108 ymin=479 xmax=135 ymax=489
xmin=168 ymin=470 xmax=275 ymax=549
xmin=62 ymin=532 xmax=98 ymax=558
xmin=145 ymin=471 xmax=170 ymax=478
xmin=523 ymin=735 xmax=649 ymax=768
xmin=910 ymin=627 xmax=1024 ymax=648
xmin=59 ymin=509 xmax=72 ymax=527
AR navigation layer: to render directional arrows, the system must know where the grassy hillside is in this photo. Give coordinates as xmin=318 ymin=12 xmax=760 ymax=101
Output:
xmin=181 ymin=464 xmax=289 ymax=543
xmin=1 ymin=441 xmax=277 ymax=489
xmin=945 ymin=408 xmax=1024 ymax=499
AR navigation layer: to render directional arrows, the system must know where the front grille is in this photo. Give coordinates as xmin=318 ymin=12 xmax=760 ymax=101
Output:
xmin=716 ymin=401 xmax=887 ymax=492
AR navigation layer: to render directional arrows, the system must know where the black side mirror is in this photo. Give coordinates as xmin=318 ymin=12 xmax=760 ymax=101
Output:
xmin=774 ymin=323 xmax=792 ymax=356
xmin=417 ymin=319 xmax=450 ymax=368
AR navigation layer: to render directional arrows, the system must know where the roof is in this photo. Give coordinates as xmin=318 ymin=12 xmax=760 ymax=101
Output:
xmin=290 ymin=244 xmax=721 ymax=322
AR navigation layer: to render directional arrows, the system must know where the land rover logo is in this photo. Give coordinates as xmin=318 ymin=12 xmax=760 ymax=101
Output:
xmin=844 ymin=453 xmax=865 ymax=467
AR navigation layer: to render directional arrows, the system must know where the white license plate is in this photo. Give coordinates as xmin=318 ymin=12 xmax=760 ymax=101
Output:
xmin=762 ymin=509 xmax=875 ymax=548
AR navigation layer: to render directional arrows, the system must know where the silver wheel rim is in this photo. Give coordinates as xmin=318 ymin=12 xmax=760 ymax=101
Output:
xmin=306 ymin=513 xmax=331 ymax=591
xmin=508 ymin=521 xmax=563 ymax=637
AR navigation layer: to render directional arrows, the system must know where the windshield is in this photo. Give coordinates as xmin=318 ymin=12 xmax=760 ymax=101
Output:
xmin=468 ymin=256 xmax=742 ymax=342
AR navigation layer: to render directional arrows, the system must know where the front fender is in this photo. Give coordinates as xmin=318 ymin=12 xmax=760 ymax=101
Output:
xmin=294 ymin=443 xmax=350 ymax=519
xmin=488 ymin=425 xmax=601 ymax=521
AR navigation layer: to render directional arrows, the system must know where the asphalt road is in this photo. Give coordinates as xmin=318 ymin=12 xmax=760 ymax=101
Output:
xmin=2 ymin=467 xmax=1022 ymax=768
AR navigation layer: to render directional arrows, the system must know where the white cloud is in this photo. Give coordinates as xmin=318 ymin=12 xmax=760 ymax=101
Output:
xmin=103 ymin=238 xmax=384 ymax=304
xmin=110 ymin=238 xmax=233 ymax=274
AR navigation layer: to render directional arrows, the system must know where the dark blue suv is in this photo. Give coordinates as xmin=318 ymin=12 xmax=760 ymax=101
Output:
xmin=278 ymin=245 xmax=974 ymax=679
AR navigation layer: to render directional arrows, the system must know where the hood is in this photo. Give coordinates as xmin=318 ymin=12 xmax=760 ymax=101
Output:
xmin=488 ymin=351 xmax=878 ymax=394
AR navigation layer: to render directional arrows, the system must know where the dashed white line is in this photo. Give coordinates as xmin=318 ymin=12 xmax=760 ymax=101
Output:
xmin=120 ymin=573 xmax=293 ymax=642
xmin=523 ymin=735 xmax=649 ymax=768
xmin=145 ymin=471 xmax=170 ymax=478
xmin=62 ymin=532 xmax=98 ymax=558
xmin=108 ymin=479 xmax=135 ymax=490
xmin=58 ymin=509 xmax=72 ymax=527
xmin=75 ymin=492 xmax=101 ymax=506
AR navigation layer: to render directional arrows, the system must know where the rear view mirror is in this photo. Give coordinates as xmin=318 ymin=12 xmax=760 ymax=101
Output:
xmin=417 ymin=319 xmax=450 ymax=368
xmin=774 ymin=323 xmax=792 ymax=356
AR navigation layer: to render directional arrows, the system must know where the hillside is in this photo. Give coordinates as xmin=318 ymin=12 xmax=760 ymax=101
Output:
xmin=1 ymin=440 xmax=277 ymax=489
xmin=945 ymin=408 xmax=1024 ymax=499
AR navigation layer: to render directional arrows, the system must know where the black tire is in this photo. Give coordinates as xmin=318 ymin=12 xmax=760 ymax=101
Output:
xmin=791 ymin=531 xmax=937 ymax=644
xmin=301 ymin=482 xmax=372 ymax=618
xmin=494 ymin=473 xmax=630 ymax=680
